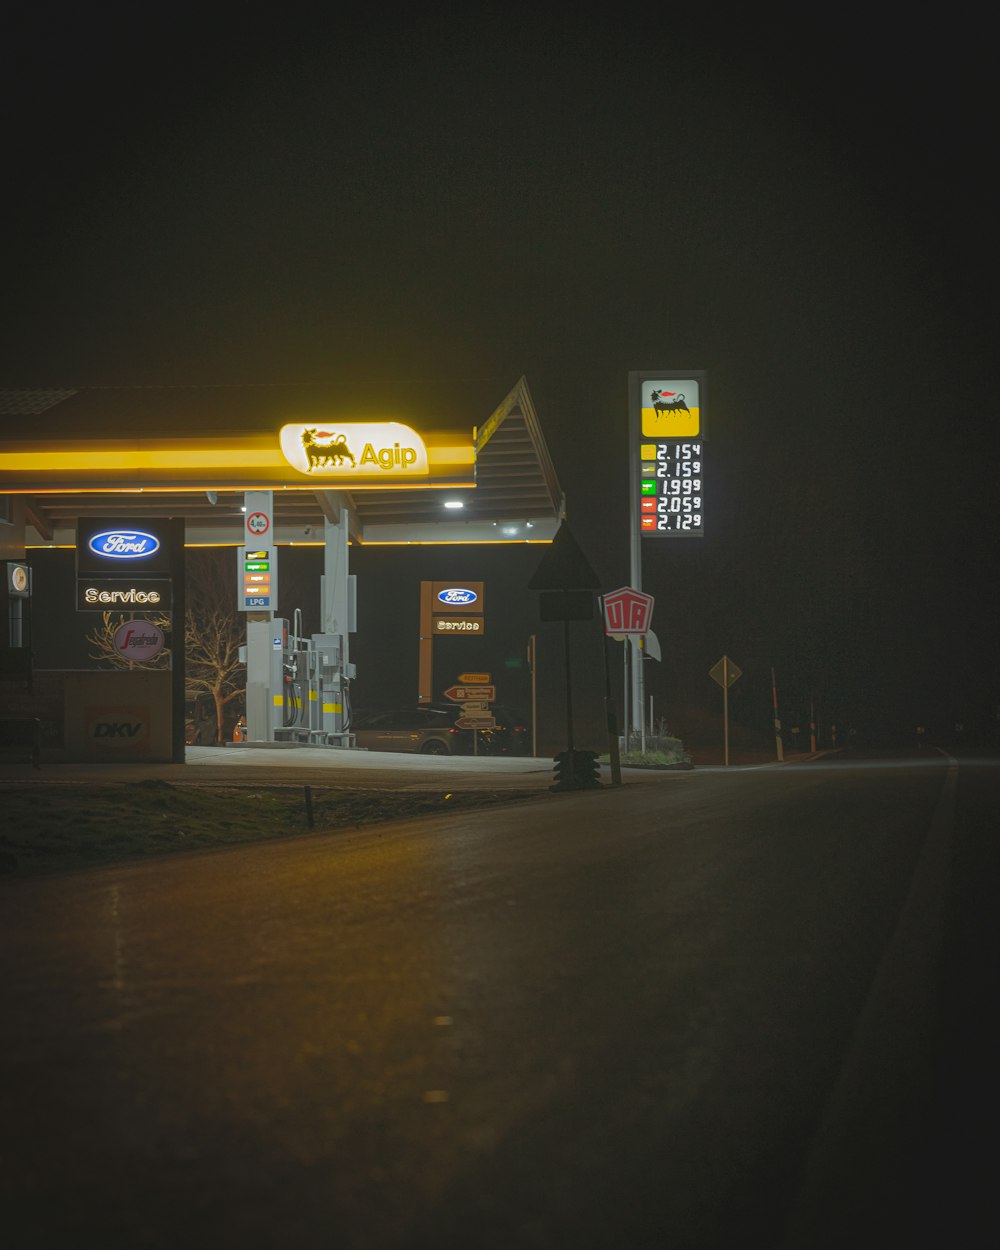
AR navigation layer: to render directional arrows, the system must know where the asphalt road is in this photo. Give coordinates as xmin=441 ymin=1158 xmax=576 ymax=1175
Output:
xmin=2 ymin=748 xmax=997 ymax=1249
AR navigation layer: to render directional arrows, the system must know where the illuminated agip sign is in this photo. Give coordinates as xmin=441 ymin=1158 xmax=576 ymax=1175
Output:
xmin=0 ymin=425 xmax=473 ymax=492
xmin=279 ymin=422 xmax=430 ymax=479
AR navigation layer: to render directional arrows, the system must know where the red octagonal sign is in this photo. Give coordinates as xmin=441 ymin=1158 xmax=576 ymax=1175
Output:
xmin=602 ymin=586 xmax=654 ymax=636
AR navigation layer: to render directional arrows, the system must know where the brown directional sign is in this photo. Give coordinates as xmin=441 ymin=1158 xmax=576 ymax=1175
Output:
xmin=455 ymin=714 xmax=496 ymax=729
xmin=443 ymin=684 xmax=496 ymax=703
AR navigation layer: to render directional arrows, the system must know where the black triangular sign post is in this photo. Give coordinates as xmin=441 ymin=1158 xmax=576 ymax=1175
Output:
xmin=529 ymin=522 xmax=606 ymax=791
xmin=527 ymin=521 xmax=602 ymax=590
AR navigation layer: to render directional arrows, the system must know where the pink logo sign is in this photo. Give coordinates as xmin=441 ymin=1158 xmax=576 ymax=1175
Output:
xmin=112 ymin=619 xmax=166 ymax=661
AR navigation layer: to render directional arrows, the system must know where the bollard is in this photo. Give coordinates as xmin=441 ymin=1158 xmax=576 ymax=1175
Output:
xmin=550 ymin=749 xmax=603 ymax=792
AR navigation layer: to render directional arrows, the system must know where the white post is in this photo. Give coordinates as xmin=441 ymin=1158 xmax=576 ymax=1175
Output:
xmin=245 ymin=616 xmax=273 ymax=742
xmin=322 ymin=499 xmax=351 ymax=661
xmin=241 ymin=490 xmax=276 ymax=743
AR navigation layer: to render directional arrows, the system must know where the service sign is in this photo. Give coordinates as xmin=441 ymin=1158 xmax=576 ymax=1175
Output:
xmin=76 ymin=516 xmax=174 ymax=576
xmin=433 ymin=616 xmax=484 ymax=634
xmin=629 ymin=373 xmax=706 ymax=539
xmin=279 ymin=422 xmax=430 ymax=480
xmin=77 ymin=580 xmax=172 ymax=611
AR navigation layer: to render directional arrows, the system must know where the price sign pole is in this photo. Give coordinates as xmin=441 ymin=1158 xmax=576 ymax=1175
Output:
xmin=240 ymin=491 xmax=276 ymax=742
xmin=628 ymin=371 xmax=707 ymax=746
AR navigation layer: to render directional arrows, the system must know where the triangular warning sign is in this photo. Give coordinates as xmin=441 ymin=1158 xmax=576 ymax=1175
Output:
xmin=528 ymin=521 xmax=602 ymax=590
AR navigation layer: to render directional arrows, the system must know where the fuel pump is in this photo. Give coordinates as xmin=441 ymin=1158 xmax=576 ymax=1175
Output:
xmin=271 ymin=609 xmax=355 ymax=745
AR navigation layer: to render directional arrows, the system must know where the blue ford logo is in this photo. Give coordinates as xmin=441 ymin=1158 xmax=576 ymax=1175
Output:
xmin=88 ymin=529 xmax=161 ymax=560
xmin=437 ymin=587 xmax=478 ymax=606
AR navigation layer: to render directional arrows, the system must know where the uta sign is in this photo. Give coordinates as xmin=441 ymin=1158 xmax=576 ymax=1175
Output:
xmin=602 ymin=587 xmax=654 ymax=636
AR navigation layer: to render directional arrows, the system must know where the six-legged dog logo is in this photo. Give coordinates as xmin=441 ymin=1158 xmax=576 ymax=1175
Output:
xmin=301 ymin=428 xmax=356 ymax=470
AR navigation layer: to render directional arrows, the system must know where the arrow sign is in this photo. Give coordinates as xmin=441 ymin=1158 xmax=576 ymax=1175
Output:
xmin=455 ymin=715 xmax=496 ymax=730
xmin=444 ymin=684 xmax=496 ymax=703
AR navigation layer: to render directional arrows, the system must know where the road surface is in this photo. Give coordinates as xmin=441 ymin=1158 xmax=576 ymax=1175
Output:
xmin=1 ymin=748 xmax=997 ymax=1248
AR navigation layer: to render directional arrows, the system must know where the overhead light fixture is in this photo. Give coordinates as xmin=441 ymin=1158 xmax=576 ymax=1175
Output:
xmin=443 ymin=500 xmax=464 ymax=510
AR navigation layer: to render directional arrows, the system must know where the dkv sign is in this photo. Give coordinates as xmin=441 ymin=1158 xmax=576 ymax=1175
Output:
xmin=602 ymin=586 xmax=654 ymax=636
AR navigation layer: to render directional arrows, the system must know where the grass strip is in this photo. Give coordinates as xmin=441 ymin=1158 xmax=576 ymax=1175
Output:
xmin=0 ymin=780 xmax=542 ymax=877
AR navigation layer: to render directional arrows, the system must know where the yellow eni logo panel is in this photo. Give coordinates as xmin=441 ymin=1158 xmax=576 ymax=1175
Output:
xmin=279 ymin=422 xmax=430 ymax=479
xmin=640 ymin=379 xmax=701 ymax=438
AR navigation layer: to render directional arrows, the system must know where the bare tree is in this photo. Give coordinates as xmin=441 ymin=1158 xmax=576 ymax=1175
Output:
xmin=86 ymin=550 xmax=246 ymax=743
xmin=87 ymin=611 xmax=172 ymax=669
xmin=183 ymin=551 xmax=246 ymax=741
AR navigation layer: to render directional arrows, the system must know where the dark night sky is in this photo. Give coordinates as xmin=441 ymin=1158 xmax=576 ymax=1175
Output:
xmin=2 ymin=4 xmax=997 ymax=745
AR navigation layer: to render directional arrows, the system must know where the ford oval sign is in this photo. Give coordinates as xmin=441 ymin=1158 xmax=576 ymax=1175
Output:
xmin=437 ymin=587 xmax=478 ymax=606
xmin=88 ymin=529 xmax=161 ymax=560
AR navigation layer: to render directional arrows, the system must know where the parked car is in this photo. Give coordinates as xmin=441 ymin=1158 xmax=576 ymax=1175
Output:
xmin=351 ymin=703 xmax=530 ymax=756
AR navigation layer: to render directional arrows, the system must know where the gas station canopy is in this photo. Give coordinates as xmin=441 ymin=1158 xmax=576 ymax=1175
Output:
xmin=0 ymin=377 xmax=563 ymax=546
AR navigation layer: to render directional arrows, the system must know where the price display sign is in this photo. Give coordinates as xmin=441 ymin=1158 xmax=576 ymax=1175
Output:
xmin=630 ymin=373 xmax=706 ymax=539
xmin=238 ymin=547 xmax=278 ymax=611
xmin=237 ymin=491 xmax=278 ymax=611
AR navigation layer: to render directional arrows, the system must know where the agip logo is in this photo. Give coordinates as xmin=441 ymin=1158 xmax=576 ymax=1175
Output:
xmin=87 ymin=529 xmax=161 ymax=560
xmin=279 ymin=422 xmax=430 ymax=478
xmin=640 ymin=379 xmax=701 ymax=438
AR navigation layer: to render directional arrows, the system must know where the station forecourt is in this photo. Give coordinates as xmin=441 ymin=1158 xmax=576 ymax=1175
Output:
xmin=0 ymin=378 xmax=565 ymax=763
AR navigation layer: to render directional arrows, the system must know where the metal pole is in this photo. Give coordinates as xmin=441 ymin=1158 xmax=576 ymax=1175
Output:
xmin=625 ymin=640 xmax=632 ymax=745
xmin=528 ymin=633 xmax=537 ymax=757
xmin=810 ymin=694 xmax=817 ymax=754
xmin=599 ymin=597 xmax=622 ymax=786
xmin=169 ymin=517 xmax=186 ymax=764
xmin=723 ymin=654 xmax=730 ymax=767
xmin=418 ymin=581 xmax=433 ymax=702
xmin=771 ymin=666 xmax=784 ymax=762
xmin=635 ymin=636 xmax=646 ymax=752
xmin=564 ymin=605 xmax=575 ymax=752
